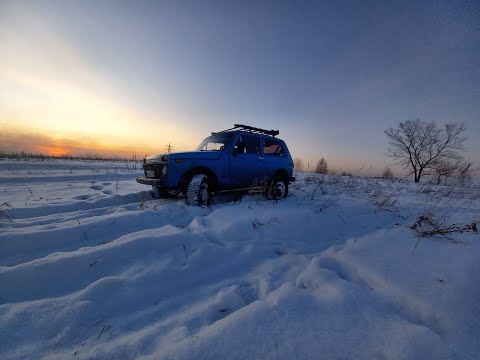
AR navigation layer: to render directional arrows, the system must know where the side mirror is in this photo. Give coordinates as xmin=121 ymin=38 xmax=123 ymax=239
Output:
xmin=232 ymin=147 xmax=238 ymax=157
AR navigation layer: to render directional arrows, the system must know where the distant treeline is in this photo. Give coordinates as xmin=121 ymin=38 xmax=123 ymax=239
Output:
xmin=0 ymin=150 xmax=141 ymax=162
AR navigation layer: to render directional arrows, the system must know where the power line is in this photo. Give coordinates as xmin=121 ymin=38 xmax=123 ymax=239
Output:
xmin=165 ymin=142 xmax=173 ymax=153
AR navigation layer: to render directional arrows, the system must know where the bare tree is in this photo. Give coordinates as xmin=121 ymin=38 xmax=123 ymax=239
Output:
xmin=385 ymin=119 xmax=467 ymax=182
xmin=431 ymin=159 xmax=471 ymax=185
xmin=315 ymin=157 xmax=328 ymax=174
xmin=294 ymin=157 xmax=304 ymax=172
xmin=458 ymin=163 xmax=476 ymax=186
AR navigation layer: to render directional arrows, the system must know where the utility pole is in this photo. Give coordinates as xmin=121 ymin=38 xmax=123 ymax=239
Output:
xmin=165 ymin=142 xmax=173 ymax=153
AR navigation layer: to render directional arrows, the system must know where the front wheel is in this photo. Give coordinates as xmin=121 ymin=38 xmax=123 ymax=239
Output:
xmin=266 ymin=177 xmax=288 ymax=200
xmin=186 ymin=174 xmax=211 ymax=206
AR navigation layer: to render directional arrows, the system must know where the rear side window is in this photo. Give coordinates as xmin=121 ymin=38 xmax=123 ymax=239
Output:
xmin=234 ymin=135 xmax=260 ymax=155
xmin=263 ymin=139 xmax=285 ymax=156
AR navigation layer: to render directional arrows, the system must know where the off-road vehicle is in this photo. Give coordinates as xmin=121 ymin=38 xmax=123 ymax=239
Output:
xmin=136 ymin=124 xmax=295 ymax=205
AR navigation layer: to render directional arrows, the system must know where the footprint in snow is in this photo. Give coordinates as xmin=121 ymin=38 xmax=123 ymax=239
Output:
xmin=209 ymin=282 xmax=259 ymax=324
xmin=74 ymin=195 xmax=92 ymax=200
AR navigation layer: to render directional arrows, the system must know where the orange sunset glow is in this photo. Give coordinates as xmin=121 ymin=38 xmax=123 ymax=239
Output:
xmin=1 ymin=124 xmax=169 ymax=158
xmin=0 ymin=58 xmax=199 ymax=157
xmin=36 ymin=146 xmax=70 ymax=157
xmin=0 ymin=3 xmax=203 ymax=159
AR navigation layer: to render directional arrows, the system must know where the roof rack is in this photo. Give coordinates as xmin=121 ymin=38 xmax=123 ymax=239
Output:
xmin=212 ymin=124 xmax=279 ymax=137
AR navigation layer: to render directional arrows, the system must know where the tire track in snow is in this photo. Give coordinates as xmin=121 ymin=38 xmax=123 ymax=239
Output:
xmin=2 ymin=191 xmax=153 ymax=220
xmin=0 ymin=172 xmax=137 ymax=184
xmin=312 ymin=245 xmax=446 ymax=339
xmin=0 ymin=230 xmax=307 ymax=360
xmin=0 ymin=202 xmax=209 ymax=267
xmin=0 ymin=225 xmax=188 ymax=303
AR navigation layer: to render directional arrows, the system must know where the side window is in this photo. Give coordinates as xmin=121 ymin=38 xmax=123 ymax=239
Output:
xmin=263 ymin=139 xmax=285 ymax=156
xmin=234 ymin=135 xmax=260 ymax=155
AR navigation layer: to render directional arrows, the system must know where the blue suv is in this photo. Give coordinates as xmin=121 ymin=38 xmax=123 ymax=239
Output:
xmin=136 ymin=124 xmax=295 ymax=205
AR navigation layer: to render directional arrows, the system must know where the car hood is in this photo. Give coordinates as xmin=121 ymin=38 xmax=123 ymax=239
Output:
xmin=146 ymin=151 xmax=223 ymax=162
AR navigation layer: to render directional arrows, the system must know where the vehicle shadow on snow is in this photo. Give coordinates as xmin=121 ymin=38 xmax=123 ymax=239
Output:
xmin=151 ymin=191 xmax=247 ymax=206
xmin=211 ymin=191 xmax=245 ymax=205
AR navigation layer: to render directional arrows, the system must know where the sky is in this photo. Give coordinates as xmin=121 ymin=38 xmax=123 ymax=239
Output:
xmin=0 ymin=0 xmax=479 ymax=174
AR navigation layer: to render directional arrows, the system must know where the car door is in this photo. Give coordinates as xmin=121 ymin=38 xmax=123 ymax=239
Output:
xmin=261 ymin=138 xmax=287 ymax=180
xmin=229 ymin=134 xmax=264 ymax=188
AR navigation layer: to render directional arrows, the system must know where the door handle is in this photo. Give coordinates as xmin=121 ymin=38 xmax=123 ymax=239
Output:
xmin=258 ymin=157 xmax=264 ymax=160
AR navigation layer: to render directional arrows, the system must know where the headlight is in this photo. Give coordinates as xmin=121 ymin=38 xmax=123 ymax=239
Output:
xmin=161 ymin=155 xmax=168 ymax=162
xmin=161 ymin=165 xmax=168 ymax=177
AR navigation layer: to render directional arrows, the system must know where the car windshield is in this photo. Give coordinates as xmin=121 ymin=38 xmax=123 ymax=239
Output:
xmin=196 ymin=133 xmax=234 ymax=151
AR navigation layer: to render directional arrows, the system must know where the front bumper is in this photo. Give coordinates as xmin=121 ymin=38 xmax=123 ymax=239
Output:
xmin=136 ymin=176 xmax=164 ymax=186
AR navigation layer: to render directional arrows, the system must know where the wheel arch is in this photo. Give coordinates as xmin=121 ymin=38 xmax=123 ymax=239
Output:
xmin=178 ymin=166 xmax=218 ymax=194
xmin=273 ymin=168 xmax=289 ymax=181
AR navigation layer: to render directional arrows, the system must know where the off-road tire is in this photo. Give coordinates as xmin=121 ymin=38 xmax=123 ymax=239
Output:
xmin=266 ymin=176 xmax=288 ymax=200
xmin=186 ymin=174 xmax=211 ymax=206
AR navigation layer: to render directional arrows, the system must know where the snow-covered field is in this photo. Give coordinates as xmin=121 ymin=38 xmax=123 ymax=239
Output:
xmin=1 ymin=159 xmax=479 ymax=360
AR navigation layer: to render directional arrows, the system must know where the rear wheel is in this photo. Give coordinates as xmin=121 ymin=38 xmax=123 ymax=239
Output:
xmin=266 ymin=177 xmax=288 ymax=200
xmin=186 ymin=174 xmax=211 ymax=206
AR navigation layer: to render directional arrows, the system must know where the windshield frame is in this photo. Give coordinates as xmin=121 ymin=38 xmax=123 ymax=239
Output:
xmin=195 ymin=133 xmax=235 ymax=151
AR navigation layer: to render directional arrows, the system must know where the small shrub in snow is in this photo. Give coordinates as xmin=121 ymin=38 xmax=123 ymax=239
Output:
xmin=0 ymin=202 xmax=14 ymax=221
xmin=342 ymin=177 xmax=358 ymax=192
xmin=410 ymin=189 xmax=478 ymax=252
xmin=310 ymin=181 xmax=327 ymax=201
xmin=411 ymin=215 xmax=477 ymax=237
xmin=370 ymin=189 xmax=397 ymax=210
xmin=315 ymin=157 xmax=328 ymax=174
xmin=330 ymin=175 xmax=344 ymax=185
xmin=304 ymin=175 xmax=324 ymax=185
xmin=418 ymin=184 xmax=434 ymax=194
xmin=139 ymin=194 xmax=146 ymax=210
xmin=382 ymin=168 xmax=394 ymax=180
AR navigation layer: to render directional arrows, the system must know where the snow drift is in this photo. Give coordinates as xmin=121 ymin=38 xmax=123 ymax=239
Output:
xmin=0 ymin=160 xmax=479 ymax=359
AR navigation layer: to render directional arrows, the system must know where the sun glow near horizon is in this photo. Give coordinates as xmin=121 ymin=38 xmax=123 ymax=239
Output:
xmin=0 ymin=58 xmax=198 ymax=156
xmin=0 ymin=121 xmax=200 ymax=158
xmin=0 ymin=5 xmax=200 ymax=158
